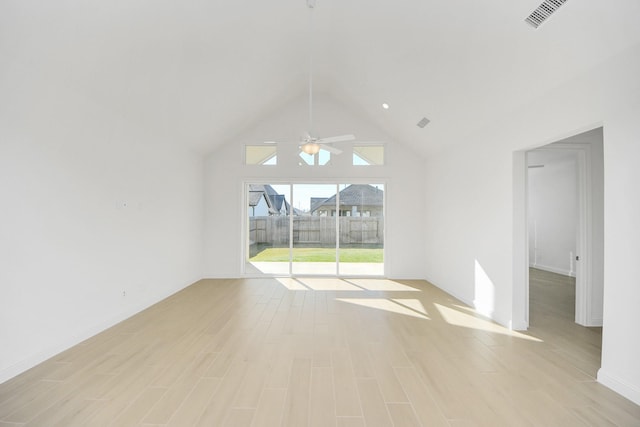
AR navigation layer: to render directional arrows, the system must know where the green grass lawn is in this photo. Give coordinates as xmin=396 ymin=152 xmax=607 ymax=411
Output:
xmin=250 ymin=247 xmax=383 ymax=263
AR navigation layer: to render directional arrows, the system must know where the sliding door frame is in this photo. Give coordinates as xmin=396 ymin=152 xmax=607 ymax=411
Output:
xmin=242 ymin=179 xmax=387 ymax=278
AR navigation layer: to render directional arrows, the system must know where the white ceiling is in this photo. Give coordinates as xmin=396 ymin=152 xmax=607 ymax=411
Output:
xmin=2 ymin=0 xmax=639 ymax=157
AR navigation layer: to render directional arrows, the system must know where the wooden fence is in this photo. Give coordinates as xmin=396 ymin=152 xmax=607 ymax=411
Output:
xmin=249 ymin=216 xmax=383 ymax=249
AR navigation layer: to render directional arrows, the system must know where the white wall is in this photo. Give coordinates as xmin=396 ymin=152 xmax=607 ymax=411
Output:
xmin=599 ymin=105 xmax=640 ymax=404
xmin=0 ymin=59 xmax=204 ymax=383
xmin=204 ymin=94 xmax=426 ymax=279
xmin=423 ymin=42 xmax=640 ymax=404
xmin=527 ymin=152 xmax=578 ymax=276
xmin=423 ymin=143 xmax=515 ymax=325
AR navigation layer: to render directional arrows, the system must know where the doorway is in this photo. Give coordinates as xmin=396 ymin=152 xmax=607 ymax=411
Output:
xmin=244 ymin=182 xmax=385 ymax=277
xmin=527 ymin=148 xmax=579 ymax=323
xmin=513 ymin=127 xmax=604 ymax=329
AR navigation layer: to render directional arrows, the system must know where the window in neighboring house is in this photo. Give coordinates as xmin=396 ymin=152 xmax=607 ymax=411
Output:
xmin=353 ymin=144 xmax=384 ymax=166
xmin=245 ymin=145 xmax=277 ymax=165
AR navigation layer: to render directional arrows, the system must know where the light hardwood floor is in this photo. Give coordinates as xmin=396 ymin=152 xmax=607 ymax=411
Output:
xmin=1 ymin=272 xmax=639 ymax=426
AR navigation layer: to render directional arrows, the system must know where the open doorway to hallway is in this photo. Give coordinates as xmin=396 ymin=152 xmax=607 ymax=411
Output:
xmin=525 ymin=128 xmax=604 ymax=327
xmin=513 ymin=128 xmax=604 ymax=378
xmin=522 ymin=127 xmax=604 ymax=375
xmin=528 ymin=268 xmax=603 ymax=377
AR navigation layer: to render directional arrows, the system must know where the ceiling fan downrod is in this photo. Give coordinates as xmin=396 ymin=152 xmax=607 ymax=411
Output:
xmin=307 ymin=0 xmax=315 ymax=139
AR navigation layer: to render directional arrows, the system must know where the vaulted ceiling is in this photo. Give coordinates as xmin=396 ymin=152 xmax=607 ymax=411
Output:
xmin=2 ymin=0 xmax=639 ymax=157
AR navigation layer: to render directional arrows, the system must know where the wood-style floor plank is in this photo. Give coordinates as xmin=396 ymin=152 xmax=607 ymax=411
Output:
xmin=167 ymin=377 xmax=220 ymax=427
xmin=387 ymin=403 xmax=421 ymax=427
xmin=308 ymin=367 xmax=336 ymax=427
xmin=336 ymin=417 xmax=366 ymax=427
xmin=356 ymin=378 xmax=394 ymax=427
xmin=1 ymin=273 xmax=638 ymax=426
xmin=251 ymin=387 xmax=286 ymax=427
xmin=281 ymin=358 xmax=312 ymax=427
xmin=394 ymin=367 xmax=449 ymax=427
xmin=109 ymin=386 xmax=167 ymax=427
xmin=331 ymin=348 xmax=362 ymax=417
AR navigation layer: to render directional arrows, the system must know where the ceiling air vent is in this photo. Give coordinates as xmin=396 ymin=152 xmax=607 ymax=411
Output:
xmin=417 ymin=117 xmax=430 ymax=128
xmin=525 ymin=0 xmax=568 ymax=29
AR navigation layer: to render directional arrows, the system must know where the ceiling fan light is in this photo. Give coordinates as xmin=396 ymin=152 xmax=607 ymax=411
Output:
xmin=301 ymin=142 xmax=321 ymax=155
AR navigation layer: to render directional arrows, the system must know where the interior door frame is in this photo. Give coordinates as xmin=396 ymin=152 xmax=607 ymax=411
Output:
xmin=513 ymin=140 xmax=601 ymax=329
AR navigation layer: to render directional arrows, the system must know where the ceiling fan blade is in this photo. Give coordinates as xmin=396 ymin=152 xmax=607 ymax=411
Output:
xmin=318 ymin=134 xmax=356 ymax=144
xmin=319 ymin=144 xmax=343 ymax=155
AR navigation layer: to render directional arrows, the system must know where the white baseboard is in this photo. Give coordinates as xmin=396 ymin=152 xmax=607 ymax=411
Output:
xmin=0 ymin=277 xmax=199 ymax=385
xmin=422 ymin=274 xmax=518 ymax=330
xmin=530 ymin=263 xmax=575 ymax=277
xmin=597 ymin=368 xmax=640 ymax=405
xmin=510 ymin=319 xmax=529 ymax=331
xmin=1 ymin=314 xmax=127 ymax=385
xmin=584 ymin=317 xmax=603 ymax=327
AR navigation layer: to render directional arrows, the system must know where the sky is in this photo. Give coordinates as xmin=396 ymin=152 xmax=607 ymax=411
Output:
xmin=269 ymin=183 xmax=384 ymax=212
xmin=270 ymin=184 xmax=337 ymax=212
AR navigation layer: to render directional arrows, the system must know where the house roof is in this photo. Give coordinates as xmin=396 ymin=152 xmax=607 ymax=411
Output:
xmin=248 ymin=191 xmax=267 ymax=207
xmin=5 ymin=2 xmax=639 ymax=159
xmin=248 ymin=184 xmax=292 ymax=214
xmin=312 ymin=184 xmax=383 ymax=211
xmin=310 ymin=197 xmax=328 ymax=213
xmin=270 ymin=194 xmax=286 ymax=213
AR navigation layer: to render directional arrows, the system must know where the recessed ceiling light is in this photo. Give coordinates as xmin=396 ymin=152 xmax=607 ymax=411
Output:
xmin=382 ymin=103 xmax=390 ymax=110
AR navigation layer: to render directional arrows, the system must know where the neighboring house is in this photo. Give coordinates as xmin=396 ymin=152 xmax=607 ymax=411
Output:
xmin=309 ymin=197 xmax=327 ymax=214
xmin=248 ymin=184 xmax=291 ymax=216
xmin=248 ymin=190 xmax=271 ymax=217
xmin=311 ymin=184 xmax=383 ymax=217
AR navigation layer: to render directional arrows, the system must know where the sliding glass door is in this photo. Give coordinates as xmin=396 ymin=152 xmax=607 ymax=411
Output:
xmin=246 ymin=184 xmax=290 ymax=276
xmin=245 ymin=182 xmax=384 ymax=276
xmin=292 ymin=184 xmax=337 ymax=275
xmin=337 ymin=183 xmax=385 ymax=276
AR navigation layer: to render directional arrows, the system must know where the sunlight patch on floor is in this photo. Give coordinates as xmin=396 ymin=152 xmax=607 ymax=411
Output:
xmin=346 ymin=279 xmax=420 ymax=292
xmin=434 ymin=303 xmax=542 ymax=342
xmin=275 ymin=278 xmax=309 ymax=290
xmin=392 ymin=299 xmax=429 ymax=316
xmin=248 ymin=262 xmax=384 ymax=276
xmin=272 ymin=277 xmax=421 ymax=293
xmin=337 ymin=298 xmax=430 ymax=319
xmin=249 ymin=262 xmax=289 ymax=276
xmin=297 ymin=278 xmax=363 ymax=291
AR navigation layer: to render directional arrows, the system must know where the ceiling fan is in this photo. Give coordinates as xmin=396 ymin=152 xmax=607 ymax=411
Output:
xmin=295 ymin=0 xmax=356 ymax=155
